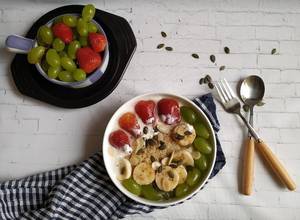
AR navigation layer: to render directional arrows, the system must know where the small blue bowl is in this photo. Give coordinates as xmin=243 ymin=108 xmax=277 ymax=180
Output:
xmin=6 ymin=14 xmax=109 ymax=89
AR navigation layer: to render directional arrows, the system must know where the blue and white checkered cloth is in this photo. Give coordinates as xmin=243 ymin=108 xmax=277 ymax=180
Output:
xmin=0 ymin=93 xmax=225 ymax=219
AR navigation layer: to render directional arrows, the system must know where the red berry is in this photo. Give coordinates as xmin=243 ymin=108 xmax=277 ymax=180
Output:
xmin=88 ymin=33 xmax=107 ymax=53
xmin=109 ymin=130 xmax=130 ymax=149
xmin=135 ymin=100 xmax=156 ymax=124
xmin=76 ymin=47 xmax=101 ymax=73
xmin=157 ymin=98 xmax=181 ymax=125
xmin=119 ymin=112 xmax=141 ymax=137
xmin=52 ymin=23 xmax=73 ymax=44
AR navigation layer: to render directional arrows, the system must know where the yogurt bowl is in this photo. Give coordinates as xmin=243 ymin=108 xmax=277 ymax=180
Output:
xmin=5 ymin=13 xmax=109 ymax=89
xmin=103 ymin=93 xmax=217 ymax=206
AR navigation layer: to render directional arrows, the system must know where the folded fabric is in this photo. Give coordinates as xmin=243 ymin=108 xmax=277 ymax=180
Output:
xmin=0 ymin=93 xmax=226 ymax=220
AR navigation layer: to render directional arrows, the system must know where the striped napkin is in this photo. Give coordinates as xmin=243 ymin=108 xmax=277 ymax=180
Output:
xmin=0 ymin=93 xmax=225 ymax=219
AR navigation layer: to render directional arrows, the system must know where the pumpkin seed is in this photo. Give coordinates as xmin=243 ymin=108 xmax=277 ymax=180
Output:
xmin=143 ymin=126 xmax=148 ymax=134
xmin=208 ymin=82 xmax=214 ymax=89
xmin=243 ymin=104 xmax=250 ymax=112
xmin=219 ymin=65 xmax=225 ymax=71
xmin=159 ymin=141 xmax=166 ymax=150
xmin=192 ymin=53 xmax=199 ymax=59
xmin=161 ymin=31 xmax=167 ymax=38
xmin=137 ymin=149 xmax=145 ymax=155
xmin=157 ymin=166 xmax=163 ymax=173
xmin=199 ymin=78 xmax=204 ymax=85
xmin=165 ymin=46 xmax=173 ymax=51
xmin=271 ymin=48 xmax=276 ymax=55
xmin=224 ymin=46 xmax=230 ymax=54
xmin=203 ymin=77 xmax=208 ymax=84
xmin=157 ymin=43 xmax=165 ymax=49
xmin=154 ymin=126 xmax=159 ymax=132
xmin=210 ymin=55 xmax=216 ymax=63
xmin=184 ymin=130 xmax=192 ymax=135
xmin=205 ymin=74 xmax=212 ymax=82
xmin=174 ymin=133 xmax=184 ymax=140
xmin=150 ymin=155 xmax=156 ymax=162
xmin=146 ymin=139 xmax=156 ymax=146
xmin=169 ymin=163 xmax=178 ymax=168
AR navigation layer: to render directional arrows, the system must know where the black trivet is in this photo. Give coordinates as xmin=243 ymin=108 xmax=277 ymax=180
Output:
xmin=10 ymin=5 xmax=136 ymax=108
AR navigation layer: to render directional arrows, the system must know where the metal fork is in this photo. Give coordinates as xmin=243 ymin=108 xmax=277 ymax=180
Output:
xmin=215 ymin=79 xmax=260 ymax=140
xmin=215 ymin=78 xmax=296 ymax=191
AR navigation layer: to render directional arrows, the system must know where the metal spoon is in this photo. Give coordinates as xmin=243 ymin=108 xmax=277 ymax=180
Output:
xmin=239 ymin=75 xmax=265 ymax=195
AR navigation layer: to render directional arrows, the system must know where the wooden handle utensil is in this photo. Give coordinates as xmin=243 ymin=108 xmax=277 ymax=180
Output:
xmin=242 ymin=136 xmax=255 ymax=195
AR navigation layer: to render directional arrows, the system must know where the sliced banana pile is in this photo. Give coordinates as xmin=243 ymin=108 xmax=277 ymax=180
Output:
xmin=155 ymin=166 xmax=180 ymax=192
xmin=133 ymin=162 xmax=155 ymax=185
xmin=172 ymin=150 xmax=194 ymax=167
xmin=172 ymin=123 xmax=196 ymax=146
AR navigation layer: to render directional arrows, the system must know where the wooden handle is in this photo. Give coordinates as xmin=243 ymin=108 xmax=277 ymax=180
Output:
xmin=242 ymin=136 xmax=255 ymax=195
xmin=256 ymin=141 xmax=296 ymax=191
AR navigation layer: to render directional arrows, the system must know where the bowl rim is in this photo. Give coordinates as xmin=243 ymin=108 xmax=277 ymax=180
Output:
xmin=102 ymin=92 xmax=217 ymax=207
xmin=35 ymin=13 xmax=109 ymax=87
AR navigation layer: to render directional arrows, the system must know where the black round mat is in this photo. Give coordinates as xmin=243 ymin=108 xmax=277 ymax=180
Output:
xmin=10 ymin=5 xmax=136 ymax=108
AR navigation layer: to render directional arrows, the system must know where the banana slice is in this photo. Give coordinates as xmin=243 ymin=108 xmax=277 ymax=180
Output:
xmin=117 ymin=158 xmax=132 ymax=180
xmin=175 ymin=165 xmax=188 ymax=184
xmin=172 ymin=123 xmax=196 ymax=146
xmin=133 ymin=162 xmax=155 ymax=185
xmin=173 ymin=150 xmax=194 ymax=167
xmin=155 ymin=166 xmax=179 ymax=192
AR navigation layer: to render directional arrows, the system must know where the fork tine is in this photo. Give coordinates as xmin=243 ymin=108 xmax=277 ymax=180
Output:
xmin=223 ymin=78 xmax=236 ymax=98
xmin=220 ymin=79 xmax=232 ymax=99
xmin=215 ymin=83 xmax=226 ymax=103
xmin=217 ymin=82 xmax=229 ymax=102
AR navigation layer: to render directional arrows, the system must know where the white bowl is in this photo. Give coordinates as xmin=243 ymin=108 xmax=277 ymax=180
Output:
xmin=102 ymin=93 xmax=217 ymax=206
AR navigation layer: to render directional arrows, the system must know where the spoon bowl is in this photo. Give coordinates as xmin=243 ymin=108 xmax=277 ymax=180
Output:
xmin=240 ymin=75 xmax=265 ymax=107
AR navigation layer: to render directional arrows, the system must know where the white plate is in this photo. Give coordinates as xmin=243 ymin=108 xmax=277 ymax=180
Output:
xmin=102 ymin=93 xmax=217 ymax=206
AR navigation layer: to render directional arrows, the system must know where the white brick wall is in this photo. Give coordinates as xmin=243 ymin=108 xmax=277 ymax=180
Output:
xmin=0 ymin=0 xmax=300 ymax=220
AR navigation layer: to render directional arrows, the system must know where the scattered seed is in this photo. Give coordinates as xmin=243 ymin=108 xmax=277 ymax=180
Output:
xmin=203 ymin=77 xmax=209 ymax=84
xmin=210 ymin=55 xmax=216 ymax=63
xmin=208 ymin=82 xmax=214 ymax=89
xmin=224 ymin=46 xmax=230 ymax=54
xmin=173 ymin=159 xmax=183 ymax=165
xmin=192 ymin=53 xmax=199 ymax=59
xmin=184 ymin=130 xmax=192 ymax=135
xmin=205 ymin=74 xmax=212 ymax=82
xmin=169 ymin=163 xmax=178 ymax=168
xmin=157 ymin=43 xmax=165 ymax=49
xmin=146 ymin=139 xmax=156 ymax=146
xmin=161 ymin=31 xmax=167 ymax=38
xmin=174 ymin=133 xmax=185 ymax=140
xmin=243 ymin=104 xmax=250 ymax=112
xmin=199 ymin=78 xmax=204 ymax=85
xmin=165 ymin=46 xmax=173 ymax=51
xmin=271 ymin=48 xmax=277 ymax=55
xmin=157 ymin=166 xmax=163 ymax=173
xmin=153 ymin=126 xmax=159 ymax=132
xmin=143 ymin=126 xmax=148 ymax=134
xmin=256 ymin=101 xmax=265 ymax=106
xmin=219 ymin=65 xmax=225 ymax=71
xmin=150 ymin=155 xmax=156 ymax=162
xmin=137 ymin=149 xmax=145 ymax=155
xmin=159 ymin=144 xmax=166 ymax=150
xmin=168 ymin=171 xmax=175 ymax=178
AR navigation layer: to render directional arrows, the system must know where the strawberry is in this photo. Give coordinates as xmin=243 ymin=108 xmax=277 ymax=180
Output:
xmin=52 ymin=23 xmax=73 ymax=44
xmin=135 ymin=100 xmax=156 ymax=124
xmin=76 ymin=47 xmax=102 ymax=73
xmin=109 ymin=130 xmax=130 ymax=149
xmin=88 ymin=33 xmax=107 ymax=53
xmin=157 ymin=98 xmax=181 ymax=125
xmin=119 ymin=112 xmax=141 ymax=137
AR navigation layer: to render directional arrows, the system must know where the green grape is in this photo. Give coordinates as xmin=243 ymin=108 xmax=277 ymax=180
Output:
xmin=53 ymin=16 xmax=63 ymax=24
xmin=37 ymin=25 xmax=53 ymax=45
xmin=76 ymin=18 xmax=89 ymax=37
xmin=82 ymin=4 xmax=95 ymax=21
xmin=27 ymin=46 xmax=46 ymax=64
xmin=61 ymin=57 xmax=76 ymax=72
xmin=79 ymin=36 xmax=88 ymax=46
xmin=62 ymin=15 xmax=77 ymax=27
xmin=141 ymin=185 xmax=164 ymax=201
xmin=59 ymin=51 xmax=68 ymax=58
xmin=52 ymin=38 xmax=65 ymax=52
xmin=87 ymin=22 xmax=98 ymax=33
xmin=58 ymin=71 xmax=73 ymax=82
xmin=46 ymin=49 xmax=60 ymax=67
xmin=73 ymin=68 xmax=86 ymax=81
xmin=180 ymin=106 xmax=197 ymax=124
xmin=67 ymin=40 xmax=81 ymax=59
xmin=195 ymin=155 xmax=208 ymax=171
xmin=47 ymin=66 xmax=61 ymax=79
xmin=194 ymin=123 xmax=210 ymax=139
xmin=40 ymin=58 xmax=49 ymax=72
xmin=193 ymin=137 xmax=212 ymax=154
xmin=186 ymin=168 xmax=201 ymax=186
xmin=122 ymin=178 xmax=142 ymax=196
xmin=175 ymin=184 xmax=189 ymax=197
